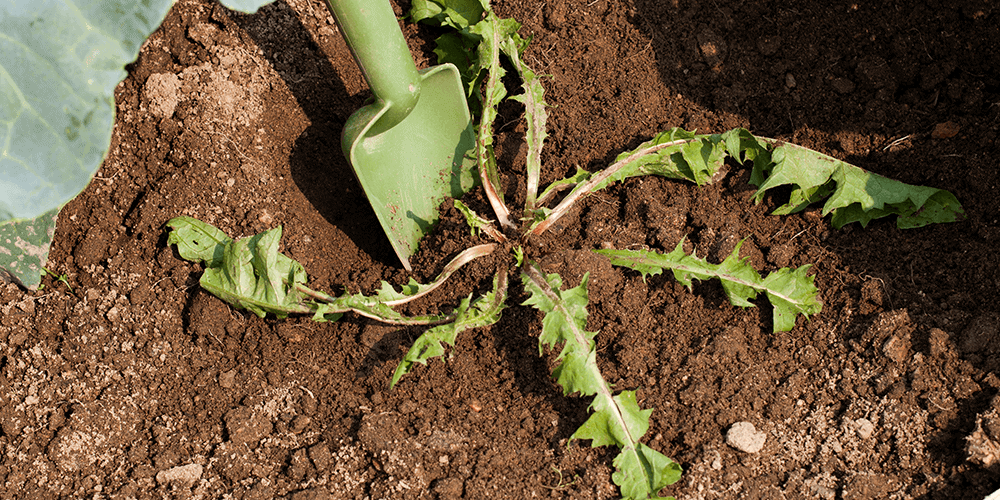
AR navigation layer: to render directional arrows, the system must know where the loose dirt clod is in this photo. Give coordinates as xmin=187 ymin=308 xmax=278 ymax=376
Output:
xmin=726 ymin=421 xmax=767 ymax=453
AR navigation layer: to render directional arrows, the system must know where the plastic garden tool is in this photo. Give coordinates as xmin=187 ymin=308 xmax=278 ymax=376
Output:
xmin=325 ymin=0 xmax=477 ymax=271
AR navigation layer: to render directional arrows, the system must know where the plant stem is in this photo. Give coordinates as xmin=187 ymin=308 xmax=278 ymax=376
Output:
xmin=476 ymin=13 xmax=515 ymax=231
xmin=528 ymin=138 xmax=697 ymax=237
xmin=383 ymin=243 xmax=496 ymax=306
xmin=523 ymin=262 xmax=639 ymax=443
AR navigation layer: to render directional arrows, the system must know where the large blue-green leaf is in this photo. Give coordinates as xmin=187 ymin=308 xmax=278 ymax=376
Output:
xmin=0 ymin=208 xmax=58 ymax=289
xmin=0 ymin=0 xmax=278 ymax=222
xmin=0 ymin=0 xmax=275 ymax=287
xmin=1 ymin=0 xmax=170 ymax=222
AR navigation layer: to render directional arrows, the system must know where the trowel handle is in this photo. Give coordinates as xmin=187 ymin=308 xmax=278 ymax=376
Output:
xmin=325 ymin=0 xmax=421 ymax=129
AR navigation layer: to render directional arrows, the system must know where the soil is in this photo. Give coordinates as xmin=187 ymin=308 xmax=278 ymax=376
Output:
xmin=2 ymin=0 xmax=999 ymax=498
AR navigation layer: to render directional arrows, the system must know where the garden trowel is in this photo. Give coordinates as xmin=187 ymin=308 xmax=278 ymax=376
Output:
xmin=326 ymin=0 xmax=477 ymax=271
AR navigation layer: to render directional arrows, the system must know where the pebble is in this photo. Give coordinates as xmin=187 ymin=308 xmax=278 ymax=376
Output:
xmin=931 ymin=121 xmax=960 ymax=139
xmin=854 ymin=418 xmax=875 ymax=439
xmin=155 ymin=463 xmax=203 ymax=487
xmin=726 ymin=421 xmax=766 ymax=453
xmin=219 ymin=369 xmax=237 ymax=389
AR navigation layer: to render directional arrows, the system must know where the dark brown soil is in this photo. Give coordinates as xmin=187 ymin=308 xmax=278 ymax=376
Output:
xmin=2 ymin=0 xmax=999 ymax=498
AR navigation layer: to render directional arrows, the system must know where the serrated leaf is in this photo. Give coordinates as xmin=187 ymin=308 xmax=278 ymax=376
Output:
xmin=761 ymin=265 xmax=822 ymax=332
xmin=471 ymin=12 xmax=519 ymax=189
xmin=453 ymin=199 xmax=495 ymax=237
xmin=374 ymin=278 xmax=430 ymax=302
xmin=532 ymin=129 xmax=725 ymax=235
xmin=432 ymin=31 xmax=484 ymax=103
xmin=537 ymin=128 xmax=962 ymax=236
xmin=537 ymin=165 xmax=590 ymax=207
xmin=596 ymin=239 xmax=822 ymax=333
xmin=571 ymin=391 xmax=651 ymax=447
xmin=595 ymin=128 xmax=724 ymax=191
xmin=168 ymin=219 xmax=482 ymax=325
xmin=613 ymin=442 xmax=684 ymax=500
xmin=0 ymin=207 xmax=58 ymax=289
xmin=521 ymin=270 xmax=602 ymax=395
xmin=751 ymin=139 xmax=964 ymax=228
xmin=502 ymin=33 xmax=549 ymax=209
xmin=521 ymin=263 xmax=680 ymax=499
xmin=391 ymin=272 xmax=508 ymax=387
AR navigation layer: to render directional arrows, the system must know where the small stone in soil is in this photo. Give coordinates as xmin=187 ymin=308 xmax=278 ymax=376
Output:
xmin=854 ymin=418 xmax=875 ymax=439
xmin=219 ymin=369 xmax=237 ymax=388
xmin=155 ymin=463 xmax=203 ymax=487
xmin=726 ymin=421 xmax=766 ymax=453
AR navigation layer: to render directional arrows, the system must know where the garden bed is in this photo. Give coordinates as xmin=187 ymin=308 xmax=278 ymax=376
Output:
xmin=1 ymin=0 xmax=999 ymax=497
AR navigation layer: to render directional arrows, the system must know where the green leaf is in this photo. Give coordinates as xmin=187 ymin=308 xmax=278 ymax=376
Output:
xmin=166 ymin=216 xmax=232 ymax=268
xmin=572 ymin=390 xmax=651 ymax=447
xmin=1 ymin=0 xmax=168 ymax=222
xmin=453 ymin=199 xmax=495 ymax=237
xmin=432 ymin=31 xmax=484 ymax=103
xmin=614 ymin=442 xmax=684 ymax=500
xmin=596 ymin=238 xmax=822 ymax=333
xmin=0 ymin=208 xmax=59 ymax=289
xmin=502 ymin=33 xmax=549 ymax=209
xmin=391 ymin=273 xmax=508 ymax=387
xmin=750 ymin=139 xmax=964 ymax=228
xmin=538 ymin=128 xmax=962 ymax=234
xmin=540 ymin=128 xmax=724 ymax=217
xmin=521 ymin=270 xmax=602 ymax=395
xmin=410 ymin=0 xmax=486 ymax=29
xmin=521 ymin=263 xmax=681 ymax=499
xmin=198 ymin=225 xmax=311 ymax=319
xmin=167 ymin=218 xmax=480 ymax=325
xmin=471 ymin=12 xmax=520 ymax=199
xmin=0 ymin=0 xmax=277 ymax=224
xmin=598 ymin=128 xmax=724 ymax=190
xmin=537 ymin=165 xmax=590 ymax=207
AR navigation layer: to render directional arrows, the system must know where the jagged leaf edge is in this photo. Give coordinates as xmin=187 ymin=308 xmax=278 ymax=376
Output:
xmin=167 ymin=219 xmax=468 ymax=325
xmin=746 ymin=136 xmax=964 ymax=228
xmin=595 ymin=238 xmax=822 ymax=333
xmin=390 ymin=272 xmax=508 ymax=387
xmin=520 ymin=265 xmax=680 ymax=499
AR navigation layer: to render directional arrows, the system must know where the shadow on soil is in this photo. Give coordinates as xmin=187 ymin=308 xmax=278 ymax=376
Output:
xmin=231 ymin=1 xmax=401 ymax=269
